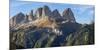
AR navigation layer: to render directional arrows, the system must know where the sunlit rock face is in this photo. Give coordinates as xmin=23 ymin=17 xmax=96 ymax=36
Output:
xmin=35 ymin=5 xmax=52 ymax=18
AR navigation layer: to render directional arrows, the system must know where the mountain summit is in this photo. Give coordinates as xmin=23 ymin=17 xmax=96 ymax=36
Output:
xmin=10 ymin=12 xmax=25 ymax=27
xmin=42 ymin=5 xmax=52 ymax=17
xmin=10 ymin=5 xmax=76 ymax=28
xmin=62 ymin=8 xmax=76 ymax=23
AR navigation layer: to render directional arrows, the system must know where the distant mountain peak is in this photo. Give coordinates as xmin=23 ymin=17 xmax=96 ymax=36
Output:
xmin=16 ymin=12 xmax=24 ymax=15
xmin=42 ymin=5 xmax=52 ymax=17
xmin=10 ymin=12 xmax=25 ymax=27
xmin=62 ymin=8 xmax=76 ymax=23
xmin=52 ymin=9 xmax=61 ymax=18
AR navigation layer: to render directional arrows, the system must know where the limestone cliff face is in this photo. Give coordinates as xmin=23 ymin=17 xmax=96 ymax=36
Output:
xmin=10 ymin=12 xmax=25 ymax=27
xmin=28 ymin=10 xmax=34 ymax=21
xmin=42 ymin=5 xmax=52 ymax=17
xmin=52 ymin=9 xmax=61 ymax=18
xmin=35 ymin=7 xmax=43 ymax=18
xmin=10 ymin=5 xmax=76 ymax=29
xmin=24 ymin=10 xmax=34 ymax=23
xmin=35 ymin=5 xmax=51 ymax=18
xmin=62 ymin=8 xmax=76 ymax=23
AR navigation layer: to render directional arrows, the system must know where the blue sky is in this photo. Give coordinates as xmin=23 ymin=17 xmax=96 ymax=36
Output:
xmin=10 ymin=0 xmax=95 ymax=24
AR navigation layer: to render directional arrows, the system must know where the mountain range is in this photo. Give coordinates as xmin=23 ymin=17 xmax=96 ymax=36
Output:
xmin=10 ymin=5 xmax=94 ymax=49
xmin=10 ymin=5 xmax=76 ymax=28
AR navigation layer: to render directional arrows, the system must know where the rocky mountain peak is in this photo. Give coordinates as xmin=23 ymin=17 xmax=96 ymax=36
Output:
xmin=28 ymin=10 xmax=34 ymax=21
xmin=52 ymin=9 xmax=61 ymax=18
xmin=42 ymin=5 xmax=52 ymax=17
xmin=10 ymin=12 xmax=25 ymax=27
xmin=62 ymin=8 xmax=76 ymax=23
xmin=35 ymin=7 xmax=43 ymax=18
xmin=51 ymin=9 xmax=63 ymax=22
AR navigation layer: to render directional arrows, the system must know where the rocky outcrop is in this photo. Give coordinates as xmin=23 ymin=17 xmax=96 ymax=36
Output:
xmin=10 ymin=10 xmax=35 ymax=28
xmin=62 ymin=8 xmax=76 ymax=23
xmin=42 ymin=5 xmax=52 ymax=17
xmin=24 ymin=14 xmax=29 ymax=23
xmin=52 ymin=9 xmax=61 ymax=18
xmin=51 ymin=9 xmax=64 ymax=22
xmin=10 ymin=12 xmax=25 ymax=27
xmin=35 ymin=7 xmax=43 ymax=18
xmin=35 ymin=5 xmax=51 ymax=18
xmin=28 ymin=10 xmax=34 ymax=21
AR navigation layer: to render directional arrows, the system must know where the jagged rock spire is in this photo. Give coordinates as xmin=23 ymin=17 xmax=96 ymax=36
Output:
xmin=35 ymin=7 xmax=43 ymax=18
xmin=62 ymin=8 xmax=76 ymax=23
xmin=28 ymin=10 xmax=34 ymax=21
xmin=42 ymin=5 xmax=52 ymax=17
xmin=52 ymin=9 xmax=61 ymax=18
xmin=10 ymin=12 xmax=25 ymax=27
